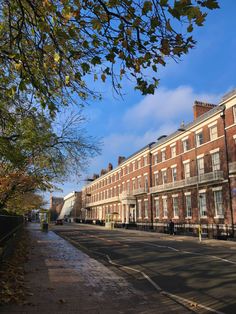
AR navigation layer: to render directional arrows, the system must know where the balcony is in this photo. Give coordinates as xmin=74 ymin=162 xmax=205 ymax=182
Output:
xmin=150 ymin=170 xmax=224 ymax=194
xmin=120 ymin=191 xmax=135 ymax=200
xmin=86 ymin=195 xmax=120 ymax=207
xmin=119 ymin=191 xmax=136 ymax=205
xmin=198 ymin=170 xmax=224 ymax=183
xmin=133 ymin=187 xmax=148 ymax=195
xmin=229 ymin=161 xmax=236 ymax=174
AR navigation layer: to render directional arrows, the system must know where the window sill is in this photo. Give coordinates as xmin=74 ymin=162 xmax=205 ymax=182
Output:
xmin=214 ymin=215 xmax=224 ymax=219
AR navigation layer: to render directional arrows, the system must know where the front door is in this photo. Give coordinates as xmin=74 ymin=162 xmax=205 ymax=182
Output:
xmin=130 ymin=205 xmax=136 ymax=222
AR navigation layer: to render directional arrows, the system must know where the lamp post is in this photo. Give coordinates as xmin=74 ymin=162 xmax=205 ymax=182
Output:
xmin=220 ymin=107 xmax=234 ymax=237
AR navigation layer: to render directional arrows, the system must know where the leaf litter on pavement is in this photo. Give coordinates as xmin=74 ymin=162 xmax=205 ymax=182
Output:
xmin=0 ymin=230 xmax=31 ymax=305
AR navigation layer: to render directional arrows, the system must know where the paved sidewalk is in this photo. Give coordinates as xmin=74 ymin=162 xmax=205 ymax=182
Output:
xmin=0 ymin=223 xmax=191 ymax=314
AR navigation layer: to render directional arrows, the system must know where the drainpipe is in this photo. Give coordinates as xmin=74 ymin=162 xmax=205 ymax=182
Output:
xmin=220 ymin=106 xmax=234 ymax=237
xmin=149 ymin=150 xmax=154 ymax=230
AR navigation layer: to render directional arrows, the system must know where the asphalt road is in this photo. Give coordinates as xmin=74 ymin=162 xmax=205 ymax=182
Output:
xmin=53 ymin=223 xmax=236 ymax=314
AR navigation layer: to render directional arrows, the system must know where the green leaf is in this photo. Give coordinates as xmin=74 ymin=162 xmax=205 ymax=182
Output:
xmin=91 ymin=56 xmax=101 ymax=65
xmin=187 ymin=24 xmax=193 ymax=32
xmin=54 ymin=53 xmax=60 ymax=63
xmin=91 ymin=19 xmax=102 ymax=31
xmin=101 ymin=73 xmax=106 ymax=82
xmin=142 ymin=1 xmax=152 ymax=15
xmin=81 ymin=63 xmax=90 ymax=73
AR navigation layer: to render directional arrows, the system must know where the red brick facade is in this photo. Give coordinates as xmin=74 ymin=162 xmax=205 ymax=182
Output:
xmin=82 ymin=91 xmax=236 ymax=237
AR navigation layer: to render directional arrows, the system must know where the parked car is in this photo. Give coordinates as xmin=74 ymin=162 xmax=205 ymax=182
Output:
xmin=55 ymin=219 xmax=63 ymax=225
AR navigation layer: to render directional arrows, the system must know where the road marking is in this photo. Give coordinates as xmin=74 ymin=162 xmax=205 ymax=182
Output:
xmin=106 ymin=254 xmax=225 ymax=314
xmin=143 ymin=242 xmax=236 ymax=265
xmin=56 ymin=231 xmax=228 ymax=313
xmin=106 ymin=255 xmax=225 ymax=314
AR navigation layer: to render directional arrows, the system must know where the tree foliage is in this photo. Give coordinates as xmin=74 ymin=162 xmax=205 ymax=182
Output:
xmin=0 ymin=0 xmax=219 ymax=114
xmin=0 ymin=96 xmax=99 ymax=210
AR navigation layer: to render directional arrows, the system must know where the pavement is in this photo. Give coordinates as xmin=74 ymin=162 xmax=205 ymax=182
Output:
xmin=0 ymin=223 xmax=195 ymax=314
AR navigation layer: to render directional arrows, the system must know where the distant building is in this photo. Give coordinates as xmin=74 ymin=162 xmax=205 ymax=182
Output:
xmin=49 ymin=195 xmax=64 ymax=221
xmin=58 ymin=191 xmax=82 ymax=222
xmin=82 ymin=89 xmax=236 ymax=238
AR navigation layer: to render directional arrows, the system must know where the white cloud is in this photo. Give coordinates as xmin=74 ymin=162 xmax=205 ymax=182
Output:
xmin=86 ymin=85 xmax=221 ymax=175
xmin=87 ymin=121 xmax=178 ymax=173
xmin=123 ymin=86 xmax=221 ymax=130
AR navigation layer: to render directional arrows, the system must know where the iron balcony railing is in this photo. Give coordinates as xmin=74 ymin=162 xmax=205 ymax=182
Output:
xmin=86 ymin=195 xmax=120 ymax=207
xmin=150 ymin=170 xmax=224 ymax=194
xmin=119 ymin=191 xmax=135 ymax=200
xmin=229 ymin=161 xmax=236 ymax=174
xmin=132 ymin=187 xmax=148 ymax=195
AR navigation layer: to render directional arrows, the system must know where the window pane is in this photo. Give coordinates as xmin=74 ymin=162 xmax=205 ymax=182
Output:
xmin=212 ymin=152 xmax=220 ymax=171
xmin=144 ymin=200 xmax=148 ymax=217
xmin=214 ymin=190 xmax=223 ymax=216
xmin=185 ymin=195 xmax=192 ymax=217
xmin=163 ymin=198 xmax=168 ymax=217
xmin=210 ymin=126 xmax=218 ymax=140
xmin=184 ymin=163 xmax=190 ymax=178
xmin=173 ymin=197 xmax=179 ymax=217
xmin=155 ymin=199 xmax=160 ymax=217
xmin=197 ymin=158 xmax=204 ymax=175
xmin=171 ymin=146 xmax=176 ymax=157
xmin=172 ymin=167 xmax=177 ymax=181
xmin=199 ymin=193 xmax=207 ymax=217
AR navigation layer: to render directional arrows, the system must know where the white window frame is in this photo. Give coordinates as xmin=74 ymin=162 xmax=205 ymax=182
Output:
xmin=185 ymin=194 xmax=192 ymax=218
xmin=172 ymin=166 xmax=177 ymax=182
xmin=154 ymin=153 xmax=158 ymax=164
xmin=171 ymin=145 xmax=176 ymax=158
xmin=154 ymin=197 xmax=160 ymax=218
xmin=182 ymin=138 xmax=189 ymax=152
xmin=154 ymin=172 xmax=159 ymax=186
xmin=126 ymin=180 xmax=130 ymax=193
xmin=143 ymin=155 xmax=148 ymax=166
xmin=199 ymin=193 xmax=207 ymax=217
xmin=132 ymin=179 xmax=136 ymax=191
xmin=144 ymin=199 xmax=148 ymax=218
xmin=161 ymin=149 xmax=166 ymax=161
xmin=195 ymin=130 xmax=203 ymax=147
xmin=162 ymin=196 xmax=168 ymax=218
xmin=137 ymin=200 xmax=142 ymax=218
xmin=172 ymin=196 xmax=179 ymax=218
xmin=211 ymin=152 xmax=220 ymax=171
xmin=137 ymin=159 xmax=141 ymax=169
xmin=209 ymin=124 xmax=218 ymax=141
xmin=184 ymin=162 xmax=190 ymax=179
xmin=137 ymin=177 xmax=142 ymax=188
xmin=162 ymin=169 xmax=167 ymax=184
xmin=197 ymin=157 xmax=204 ymax=175
xmin=144 ymin=175 xmax=149 ymax=191
xmin=233 ymin=105 xmax=236 ymax=123
xmin=213 ymin=189 xmax=224 ymax=218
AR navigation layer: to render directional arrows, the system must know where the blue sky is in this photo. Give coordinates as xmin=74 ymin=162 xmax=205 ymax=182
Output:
xmin=49 ymin=0 xmax=236 ymax=201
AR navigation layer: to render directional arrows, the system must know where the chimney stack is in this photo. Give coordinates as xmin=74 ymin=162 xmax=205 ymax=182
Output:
xmin=107 ymin=163 xmax=113 ymax=171
xmin=193 ymin=101 xmax=216 ymax=120
xmin=118 ymin=156 xmax=126 ymax=165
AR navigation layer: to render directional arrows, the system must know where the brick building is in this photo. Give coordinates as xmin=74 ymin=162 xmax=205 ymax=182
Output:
xmin=49 ymin=195 xmax=64 ymax=221
xmin=82 ymin=90 xmax=236 ymax=237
